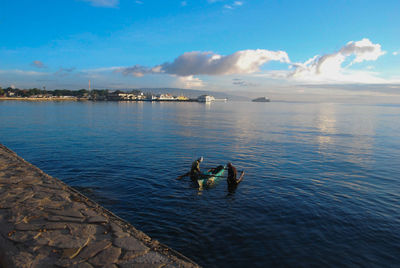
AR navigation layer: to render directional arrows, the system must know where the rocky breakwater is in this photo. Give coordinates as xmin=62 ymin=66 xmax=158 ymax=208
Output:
xmin=0 ymin=144 xmax=199 ymax=268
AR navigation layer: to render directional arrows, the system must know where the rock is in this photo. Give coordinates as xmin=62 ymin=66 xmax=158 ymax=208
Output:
xmin=48 ymin=209 xmax=84 ymax=218
xmin=81 ymin=208 xmax=98 ymax=217
xmin=87 ymin=215 xmax=108 ymax=223
xmin=44 ymin=229 xmax=91 ymax=249
xmin=89 ymin=246 xmax=121 ymax=266
xmin=78 ymin=240 xmax=112 ymax=259
xmin=119 ymin=264 xmax=165 ymax=268
xmin=113 ymin=236 xmax=149 ymax=252
xmin=12 ymin=252 xmax=35 ymax=268
xmin=70 ymin=262 xmax=94 ymax=268
xmin=121 ymin=250 xmax=149 ymax=261
xmin=103 ymin=264 xmax=119 ymax=268
xmin=14 ymin=223 xmax=42 ymax=231
xmin=62 ymin=248 xmax=81 ymax=259
xmin=124 ymin=252 xmax=170 ymax=264
xmin=114 ymin=231 xmax=130 ymax=238
xmin=43 ymin=222 xmax=67 ymax=230
xmin=7 ymin=230 xmax=34 ymax=243
xmin=110 ymin=222 xmax=124 ymax=233
xmin=47 ymin=215 xmax=85 ymax=223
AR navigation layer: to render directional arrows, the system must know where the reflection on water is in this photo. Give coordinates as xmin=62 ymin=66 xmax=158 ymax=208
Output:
xmin=315 ymin=103 xmax=337 ymax=145
xmin=0 ymin=100 xmax=399 ymax=267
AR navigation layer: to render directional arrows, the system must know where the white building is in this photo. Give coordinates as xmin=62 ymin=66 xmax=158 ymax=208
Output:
xmin=158 ymin=94 xmax=175 ymax=100
xmin=197 ymin=95 xmax=215 ymax=102
xmin=108 ymin=92 xmax=137 ymax=101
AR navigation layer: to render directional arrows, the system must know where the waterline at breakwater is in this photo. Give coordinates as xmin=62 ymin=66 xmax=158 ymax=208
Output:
xmin=0 ymin=143 xmax=198 ymax=267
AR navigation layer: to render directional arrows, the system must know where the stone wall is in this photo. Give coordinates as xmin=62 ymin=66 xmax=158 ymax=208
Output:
xmin=0 ymin=144 xmax=199 ymax=267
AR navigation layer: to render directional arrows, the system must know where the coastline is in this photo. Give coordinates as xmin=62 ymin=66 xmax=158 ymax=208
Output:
xmin=0 ymin=97 xmax=204 ymax=103
xmin=0 ymin=97 xmax=81 ymax=101
xmin=0 ymin=143 xmax=198 ymax=267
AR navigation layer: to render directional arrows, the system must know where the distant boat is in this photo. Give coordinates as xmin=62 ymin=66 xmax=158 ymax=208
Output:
xmin=252 ymin=97 xmax=270 ymax=102
xmin=198 ymin=95 xmax=215 ymax=102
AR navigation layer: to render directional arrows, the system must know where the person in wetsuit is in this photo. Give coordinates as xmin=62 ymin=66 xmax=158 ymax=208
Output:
xmin=190 ymin=156 xmax=203 ymax=180
xmin=227 ymin=162 xmax=238 ymax=186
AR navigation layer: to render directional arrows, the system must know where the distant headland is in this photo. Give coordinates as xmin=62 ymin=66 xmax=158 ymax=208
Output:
xmin=0 ymin=87 xmax=246 ymax=102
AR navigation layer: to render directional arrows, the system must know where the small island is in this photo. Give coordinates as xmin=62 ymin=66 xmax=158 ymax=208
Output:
xmin=252 ymin=97 xmax=270 ymax=102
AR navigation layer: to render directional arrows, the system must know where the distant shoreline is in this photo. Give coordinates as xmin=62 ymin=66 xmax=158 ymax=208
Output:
xmin=0 ymin=97 xmax=203 ymax=102
xmin=0 ymin=97 xmax=80 ymax=101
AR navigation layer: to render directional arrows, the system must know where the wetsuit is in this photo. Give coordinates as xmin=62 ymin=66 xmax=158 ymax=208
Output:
xmin=227 ymin=164 xmax=238 ymax=186
xmin=190 ymin=160 xmax=201 ymax=180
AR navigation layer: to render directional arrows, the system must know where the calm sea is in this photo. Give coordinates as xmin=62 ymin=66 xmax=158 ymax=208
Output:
xmin=1 ymin=100 xmax=399 ymax=267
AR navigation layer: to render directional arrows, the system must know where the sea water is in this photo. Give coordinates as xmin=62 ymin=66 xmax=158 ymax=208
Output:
xmin=0 ymin=100 xmax=399 ymax=267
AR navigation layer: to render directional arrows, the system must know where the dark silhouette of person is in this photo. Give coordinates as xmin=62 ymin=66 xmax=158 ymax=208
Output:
xmin=190 ymin=156 xmax=203 ymax=180
xmin=227 ymin=162 xmax=238 ymax=186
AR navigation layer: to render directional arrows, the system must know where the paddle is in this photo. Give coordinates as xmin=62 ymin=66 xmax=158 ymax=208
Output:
xmin=176 ymin=172 xmax=190 ymax=180
xmin=199 ymin=174 xmax=226 ymax=178
xmin=177 ymin=165 xmax=228 ymax=180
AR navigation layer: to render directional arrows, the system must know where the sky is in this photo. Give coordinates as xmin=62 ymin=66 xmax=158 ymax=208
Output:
xmin=1 ymin=0 xmax=400 ymax=100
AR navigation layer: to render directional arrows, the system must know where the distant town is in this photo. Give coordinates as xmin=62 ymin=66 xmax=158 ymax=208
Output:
xmin=0 ymin=87 xmax=226 ymax=103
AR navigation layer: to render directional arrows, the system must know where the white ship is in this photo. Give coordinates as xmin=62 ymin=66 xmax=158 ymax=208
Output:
xmin=252 ymin=97 xmax=270 ymax=102
xmin=197 ymin=95 xmax=215 ymax=102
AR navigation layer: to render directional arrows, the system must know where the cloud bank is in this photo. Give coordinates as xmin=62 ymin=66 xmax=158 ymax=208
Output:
xmin=290 ymin=38 xmax=386 ymax=83
xmin=118 ymin=49 xmax=290 ymax=77
xmin=114 ymin=39 xmax=391 ymax=87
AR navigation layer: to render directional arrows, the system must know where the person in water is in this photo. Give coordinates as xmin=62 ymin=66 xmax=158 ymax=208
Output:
xmin=190 ymin=156 xmax=203 ymax=180
xmin=227 ymin=162 xmax=239 ymax=186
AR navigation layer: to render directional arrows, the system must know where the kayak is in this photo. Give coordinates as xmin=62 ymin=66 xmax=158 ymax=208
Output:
xmin=197 ymin=165 xmax=226 ymax=188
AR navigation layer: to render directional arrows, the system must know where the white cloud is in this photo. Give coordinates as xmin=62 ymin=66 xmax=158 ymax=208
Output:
xmin=232 ymin=78 xmax=258 ymax=87
xmin=83 ymin=66 xmax=123 ymax=73
xmin=393 ymin=51 xmax=399 ymax=56
xmin=290 ymin=38 xmax=386 ymax=83
xmin=0 ymin=69 xmax=47 ymax=76
xmin=164 ymin=50 xmax=289 ymax=76
xmin=82 ymin=0 xmax=119 ymax=8
xmin=55 ymin=67 xmax=76 ymax=77
xmin=31 ymin=60 xmax=46 ymax=68
xmin=115 ymin=65 xmax=161 ymax=77
xmin=118 ymin=49 xmax=289 ymax=78
xmin=176 ymin=75 xmax=204 ymax=88
xmin=224 ymin=1 xmax=243 ymax=9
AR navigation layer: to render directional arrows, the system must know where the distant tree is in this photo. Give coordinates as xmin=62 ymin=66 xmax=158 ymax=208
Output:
xmin=0 ymin=87 xmax=4 ymax=96
xmin=77 ymin=89 xmax=88 ymax=97
xmin=90 ymin=89 xmax=108 ymax=96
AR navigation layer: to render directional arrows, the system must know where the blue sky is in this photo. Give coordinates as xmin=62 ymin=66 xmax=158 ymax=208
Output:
xmin=1 ymin=0 xmax=399 ymax=99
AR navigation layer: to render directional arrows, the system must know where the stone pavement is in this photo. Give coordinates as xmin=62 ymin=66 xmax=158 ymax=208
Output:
xmin=0 ymin=144 xmax=199 ymax=268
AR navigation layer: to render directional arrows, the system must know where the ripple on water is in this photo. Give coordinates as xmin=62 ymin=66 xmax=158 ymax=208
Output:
xmin=1 ymin=101 xmax=400 ymax=267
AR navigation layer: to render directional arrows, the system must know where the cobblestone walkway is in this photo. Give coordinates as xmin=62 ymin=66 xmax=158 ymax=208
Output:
xmin=0 ymin=144 xmax=199 ymax=268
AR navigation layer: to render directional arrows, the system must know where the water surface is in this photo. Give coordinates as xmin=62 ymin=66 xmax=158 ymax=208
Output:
xmin=1 ymin=100 xmax=399 ymax=267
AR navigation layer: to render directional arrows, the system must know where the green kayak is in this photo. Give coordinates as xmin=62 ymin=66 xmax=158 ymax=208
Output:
xmin=197 ymin=165 xmax=226 ymax=188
